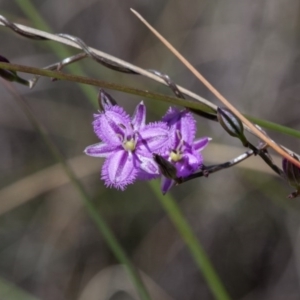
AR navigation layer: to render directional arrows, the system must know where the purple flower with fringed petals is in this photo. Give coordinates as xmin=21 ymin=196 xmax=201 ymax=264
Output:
xmin=84 ymin=102 xmax=170 ymax=190
xmin=160 ymin=108 xmax=211 ymax=194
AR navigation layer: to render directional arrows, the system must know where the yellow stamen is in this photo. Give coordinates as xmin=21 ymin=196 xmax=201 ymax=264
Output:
xmin=170 ymin=151 xmax=182 ymax=162
xmin=123 ymin=139 xmax=136 ymax=151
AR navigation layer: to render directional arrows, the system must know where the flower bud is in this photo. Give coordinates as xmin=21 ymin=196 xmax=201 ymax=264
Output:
xmin=98 ymin=89 xmax=117 ymax=111
xmin=0 ymin=55 xmax=30 ymax=86
xmin=217 ymin=107 xmax=248 ymax=146
xmin=282 ymin=154 xmax=300 ymax=198
xmin=153 ymin=154 xmax=180 ymax=182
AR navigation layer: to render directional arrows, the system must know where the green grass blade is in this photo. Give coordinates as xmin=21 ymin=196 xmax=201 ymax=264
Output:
xmin=246 ymin=115 xmax=300 ymax=139
xmin=149 ymin=181 xmax=231 ymax=300
xmin=0 ymin=277 xmax=40 ymax=300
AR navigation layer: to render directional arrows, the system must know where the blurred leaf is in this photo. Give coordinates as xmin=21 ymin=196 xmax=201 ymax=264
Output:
xmin=0 ymin=277 xmax=40 ymax=300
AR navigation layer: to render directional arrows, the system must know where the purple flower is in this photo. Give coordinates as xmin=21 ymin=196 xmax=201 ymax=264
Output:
xmin=84 ymin=102 xmax=170 ymax=190
xmin=160 ymin=108 xmax=211 ymax=194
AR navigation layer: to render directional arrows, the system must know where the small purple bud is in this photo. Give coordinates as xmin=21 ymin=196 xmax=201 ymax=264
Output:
xmin=217 ymin=107 xmax=248 ymax=146
xmin=282 ymin=154 xmax=300 ymax=198
xmin=98 ymin=89 xmax=117 ymax=111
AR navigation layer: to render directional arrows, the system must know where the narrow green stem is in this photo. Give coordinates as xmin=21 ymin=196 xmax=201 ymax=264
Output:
xmin=0 ymin=62 xmax=212 ymax=112
xmin=1 ymin=61 xmax=300 ymax=140
xmin=149 ymin=181 xmax=231 ymax=300
xmin=246 ymin=115 xmax=300 ymax=139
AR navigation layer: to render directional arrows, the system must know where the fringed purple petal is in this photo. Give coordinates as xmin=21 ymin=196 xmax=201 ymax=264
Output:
xmin=137 ymin=170 xmax=160 ymax=180
xmin=175 ymin=110 xmax=196 ymax=144
xmin=162 ymin=107 xmax=181 ymax=124
xmin=176 ymin=151 xmax=203 ymax=177
xmin=131 ymin=101 xmax=146 ymax=130
xmin=193 ymin=137 xmax=211 ymax=151
xmin=161 ymin=176 xmax=175 ymax=195
xmin=84 ymin=142 xmax=119 ymax=157
xmin=93 ymin=106 xmax=131 ymax=145
xmin=163 ymin=108 xmax=196 ymax=145
xmin=137 ymin=122 xmax=170 ymax=154
xmin=101 ymin=150 xmax=137 ymax=190
xmin=138 ymin=155 xmax=160 ymax=176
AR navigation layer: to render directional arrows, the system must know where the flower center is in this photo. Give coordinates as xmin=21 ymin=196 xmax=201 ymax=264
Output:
xmin=123 ymin=138 xmax=136 ymax=151
xmin=170 ymin=150 xmax=182 ymax=162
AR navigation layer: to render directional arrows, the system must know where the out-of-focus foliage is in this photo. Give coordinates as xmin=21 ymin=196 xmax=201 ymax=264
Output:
xmin=1 ymin=1 xmax=300 ymax=299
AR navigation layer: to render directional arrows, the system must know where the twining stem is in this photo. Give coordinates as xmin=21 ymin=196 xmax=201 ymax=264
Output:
xmin=0 ymin=61 xmax=212 ymax=113
xmin=0 ymin=11 xmax=213 ymax=108
xmin=1 ymin=61 xmax=300 ymax=141
xmin=1 ymin=14 xmax=300 ymax=139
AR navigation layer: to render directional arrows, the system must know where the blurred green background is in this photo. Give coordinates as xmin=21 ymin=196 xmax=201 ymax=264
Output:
xmin=1 ymin=0 xmax=300 ymax=299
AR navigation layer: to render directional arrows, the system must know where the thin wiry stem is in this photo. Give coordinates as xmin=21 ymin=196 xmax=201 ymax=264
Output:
xmin=2 ymin=13 xmax=300 ymax=141
xmin=1 ymin=13 xmax=300 ymax=140
xmin=0 ymin=61 xmax=212 ymax=112
xmin=183 ymin=145 xmax=262 ymax=182
xmin=58 ymin=34 xmax=138 ymax=74
xmin=0 ymin=14 xmax=214 ymax=110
